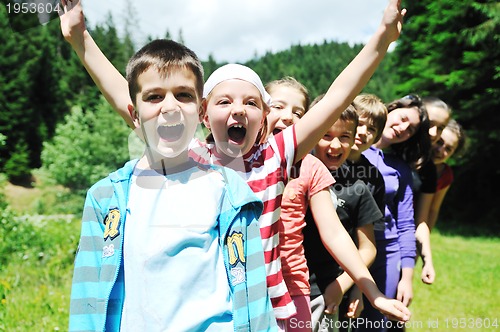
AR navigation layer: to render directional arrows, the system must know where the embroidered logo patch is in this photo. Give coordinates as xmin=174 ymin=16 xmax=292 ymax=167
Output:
xmin=230 ymin=267 xmax=245 ymax=285
xmin=227 ymin=231 xmax=246 ymax=285
xmin=103 ymin=209 xmax=120 ymax=241
xmin=102 ymin=244 xmax=115 ymax=258
xmin=227 ymin=232 xmax=245 ymax=265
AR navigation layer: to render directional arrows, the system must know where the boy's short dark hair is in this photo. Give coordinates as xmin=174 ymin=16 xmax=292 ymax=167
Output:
xmin=126 ymin=39 xmax=204 ymax=104
xmin=340 ymin=104 xmax=359 ymax=129
xmin=352 ymin=94 xmax=387 ymax=143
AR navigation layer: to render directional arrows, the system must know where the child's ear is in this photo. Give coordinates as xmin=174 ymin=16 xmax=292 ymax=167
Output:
xmin=261 ymin=104 xmax=270 ymax=127
xmin=201 ymin=99 xmax=210 ymax=129
xmin=128 ymin=104 xmax=140 ymax=127
xmin=196 ymin=107 xmax=203 ymax=126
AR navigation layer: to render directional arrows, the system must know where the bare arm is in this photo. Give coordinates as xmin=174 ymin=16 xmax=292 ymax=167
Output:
xmin=346 ymin=226 xmax=377 ymax=318
xmin=415 ymin=221 xmax=435 ymax=284
xmin=309 ymin=189 xmax=410 ymax=322
xmin=329 ymin=224 xmax=377 ymax=317
xmin=60 ymin=0 xmax=135 ymax=128
xmin=330 ymin=224 xmax=377 ymax=299
xmin=294 ymin=0 xmax=406 ymax=163
xmin=356 ymin=224 xmax=377 ymax=268
xmin=414 ymin=192 xmax=435 ymax=283
xmin=397 ymin=267 xmax=414 ymax=306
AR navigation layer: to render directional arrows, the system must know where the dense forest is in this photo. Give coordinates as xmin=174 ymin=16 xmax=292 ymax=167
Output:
xmin=0 ymin=0 xmax=498 ymax=228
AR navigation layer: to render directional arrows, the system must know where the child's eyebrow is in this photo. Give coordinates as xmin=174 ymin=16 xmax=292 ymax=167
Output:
xmin=140 ymin=88 xmax=162 ymax=95
xmin=175 ymin=85 xmax=197 ymax=92
xmin=141 ymin=85 xmax=196 ymax=94
xmin=209 ymin=93 xmax=230 ymax=100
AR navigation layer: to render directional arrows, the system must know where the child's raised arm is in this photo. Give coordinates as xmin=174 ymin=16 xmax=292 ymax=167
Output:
xmin=322 ymin=224 xmax=377 ymax=316
xmin=60 ymin=0 xmax=135 ymax=128
xmin=294 ymin=0 xmax=405 ymax=163
xmin=310 ymin=188 xmax=411 ymax=322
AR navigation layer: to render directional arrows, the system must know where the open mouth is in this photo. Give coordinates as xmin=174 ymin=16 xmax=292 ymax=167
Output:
xmin=227 ymin=124 xmax=246 ymax=145
xmin=326 ymin=153 xmax=343 ymax=165
xmin=157 ymin=123 xmax=184 ymax=142
xmin=272 ymin=123 xmax=288 ymax=136
xmin=273 ymin=128 xmax=282 ymax=136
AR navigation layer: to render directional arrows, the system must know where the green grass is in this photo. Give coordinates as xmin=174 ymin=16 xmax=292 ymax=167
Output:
xmin=0 ymin=211 xmax=498 ymax=331
xmin=0 ymin=216 xmax=80 ymax=331
xmin=407 ymin=230 xmax=500 ymax=331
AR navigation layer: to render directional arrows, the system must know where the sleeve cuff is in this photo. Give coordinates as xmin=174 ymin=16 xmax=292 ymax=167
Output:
xmin=401 ymin=257 xmax=416 ymax=269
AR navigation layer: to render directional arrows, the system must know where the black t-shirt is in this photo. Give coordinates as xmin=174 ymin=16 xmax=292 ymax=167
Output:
xmin=303 ymin=163 xmax=383 ymax=296
xmin=414 ymin=160 xmax=437 ymax=194
xmin=349 ymin=156 xmax=386 ymax=230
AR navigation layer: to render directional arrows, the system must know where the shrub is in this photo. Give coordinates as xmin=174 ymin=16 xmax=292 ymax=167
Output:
xmin=41 ymin=99 xmax=131 ymax=191
xmin=3 ymin=140 xmax=31 ymax=184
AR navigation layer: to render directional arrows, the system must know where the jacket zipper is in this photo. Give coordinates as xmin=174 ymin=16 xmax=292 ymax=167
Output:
xmin=102 ymin=173 xmax=132 ymax=331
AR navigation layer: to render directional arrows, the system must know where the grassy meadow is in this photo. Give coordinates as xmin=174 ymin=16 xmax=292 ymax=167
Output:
xmin=0 ymin=215 xmax=79 ymax=331
xmin=0 ymin=179 xmax=498 ymax=331
xmin=407 ymin=230 xmax=499 ymax=331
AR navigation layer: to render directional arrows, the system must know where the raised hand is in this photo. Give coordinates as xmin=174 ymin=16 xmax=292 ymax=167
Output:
xmin=59 ymin=0 xmax=86 ymax=45
xmin=380 ymin=0 xmax=407 ymax=43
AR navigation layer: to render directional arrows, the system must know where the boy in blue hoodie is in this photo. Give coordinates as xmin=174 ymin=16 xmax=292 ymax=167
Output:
xmin=69 ymin=39 xmax=276 ymax=332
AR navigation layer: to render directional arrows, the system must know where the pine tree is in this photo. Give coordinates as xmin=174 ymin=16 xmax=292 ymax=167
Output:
xmin=394 ymin=0 xmax=500 ymax=225
xmin=4 ymin=139 xmax=31 ymax=184
xmin=177 ymin=28 xmax=185 ymax=45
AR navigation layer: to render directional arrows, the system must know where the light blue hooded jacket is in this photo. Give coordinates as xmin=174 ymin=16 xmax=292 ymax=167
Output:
xmin=69 ymin=160 xmax=277 ymax=331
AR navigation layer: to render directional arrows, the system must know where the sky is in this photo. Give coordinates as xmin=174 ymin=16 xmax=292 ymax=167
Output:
xmin=83 ymin=0 xmax=390 ymax=63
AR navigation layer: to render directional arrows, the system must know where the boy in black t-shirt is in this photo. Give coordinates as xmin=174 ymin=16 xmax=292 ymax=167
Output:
xmin=303 ymin=103 xmax=382 ymax=331
xmin=348 ymin=94 xmax=388 ymax=219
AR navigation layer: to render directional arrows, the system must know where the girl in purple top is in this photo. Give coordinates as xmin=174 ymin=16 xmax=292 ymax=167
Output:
xmin=357 ymin=95 xmax=430 ymax=332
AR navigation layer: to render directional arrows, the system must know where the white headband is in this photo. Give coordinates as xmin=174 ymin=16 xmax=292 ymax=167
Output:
xmin=203 ymin=63 xmax=272 ymax=106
